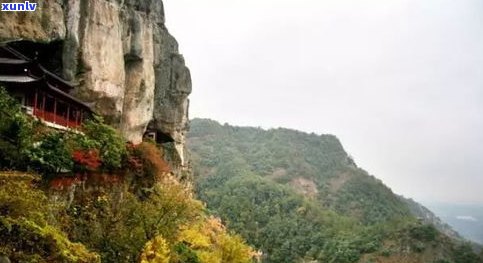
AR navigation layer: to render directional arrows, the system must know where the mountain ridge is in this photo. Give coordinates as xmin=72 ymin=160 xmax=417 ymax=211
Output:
xmin=188 ymin=118 xmax=482 ymax=263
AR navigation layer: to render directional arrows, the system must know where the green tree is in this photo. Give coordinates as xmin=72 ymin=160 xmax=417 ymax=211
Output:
xmin=453 ymin=244 xmax=481 ymax=263
xmin=0 ymin=86 xmax=35 ymax=169
xmin=77 ymin=116 xmax=127 ymax=171
xmin=26 ymin=132 xmax=74 ymax=175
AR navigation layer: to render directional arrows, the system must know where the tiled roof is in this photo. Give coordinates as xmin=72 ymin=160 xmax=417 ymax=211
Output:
xmin=0 ymin=75 xmax=38 ymax=83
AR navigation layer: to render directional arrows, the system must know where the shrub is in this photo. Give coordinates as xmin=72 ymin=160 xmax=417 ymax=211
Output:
xmin=0 ymin=179 xmax=100 ymax=262
xmin=126 ymin=143 xmax=144 ymax=174
xmin=321 ymin=239 xmax=361 ymax=263
xmin=140 ymin=236 xmax=171 ymax=263
xmin=0 ymin=179 xmax=53 ymax=222
xmin=127 ymin=142 xmax=171 ymax=177
xmin=80 ymin=116 xmax=127 ymax=171
xmin=0 ymin=217 xmax=100 ymax=263
xmin=72 ymin=149 xmax=101 ymax=171
xmin=63 ymin=182 xmax=203 ymax=263
xmin=409 ymin=224 xmax=438 ymax=242
xmin=0 ymin=87 xmax=34 ymax=170
xmin=172 ymin=243 xmax=201 ymax=263
xmin=26 ymin=132 xmax=74 ymax=175
xmin=176 ymin=217 xmax=254 ymax=263
xmin=126 ymin=142 xmax=171 ymax=196
xmin=135 ymin=183 xmax=203 ymax=242
xmin=452 ymin=243 xmax=481 ymax=263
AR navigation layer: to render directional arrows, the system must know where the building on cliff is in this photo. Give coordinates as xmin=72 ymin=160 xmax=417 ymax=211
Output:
xmin=0 ymin=43 xmax=93 ymax=130
xmin=0 ymin=0 xmax=192 ymax=176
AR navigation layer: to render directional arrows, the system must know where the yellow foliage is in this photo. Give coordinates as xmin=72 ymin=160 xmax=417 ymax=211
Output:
xmin=140 ymin=236 xmax=170 ymax=263
xmin=216 ymin=233 xmax=254 ymax=263
xmin=177 ymin=217 xmax=254 ymax=263
xmin=177 ymin=226 xmax=211 ymax=249
xmin=0 ymin=180 xmax=100 ymax=262
xmin=197 ymin=250 xmax=222 ymax=263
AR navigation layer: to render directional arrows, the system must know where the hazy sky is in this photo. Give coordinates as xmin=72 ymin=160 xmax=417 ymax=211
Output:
xmin=163 ymin=0 xmax=483 ymax=204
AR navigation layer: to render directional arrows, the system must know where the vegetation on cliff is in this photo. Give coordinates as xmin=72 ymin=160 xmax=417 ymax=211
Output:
xmin=188 ymin=118 xmax=482 ymax=263
xmin=0 ymin=89 xmax=254 ymax=263
xmin=0 ymin=179 xmax=100 ymax=263
xmin=0 ymin=86 xmax=126 ymax=175
xmin=0 ymin=175 xmax=254 ymax=263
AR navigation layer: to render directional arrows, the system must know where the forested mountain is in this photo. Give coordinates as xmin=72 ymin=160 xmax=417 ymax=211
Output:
xmin=400 ymin=197 xmax=462 ymax=241
xmin=188 ymin=118 xmax=482 ymax=263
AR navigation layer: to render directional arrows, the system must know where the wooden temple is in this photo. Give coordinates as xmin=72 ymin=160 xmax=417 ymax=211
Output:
xmin=0 ymin=43 xmax=93 ymax=130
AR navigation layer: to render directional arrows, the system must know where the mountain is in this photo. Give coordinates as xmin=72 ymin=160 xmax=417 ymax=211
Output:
xmin=426 ymin=203 xmax=483 ymax=245
xmin=188 ymin=118 xmax=482 ymax=263
xmin=400 ymin=197 xmax=462 ymax=241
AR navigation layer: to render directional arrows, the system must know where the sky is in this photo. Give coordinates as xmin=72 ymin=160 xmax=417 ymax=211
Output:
xmin=163 ymin=0 xmax=483 ymax=205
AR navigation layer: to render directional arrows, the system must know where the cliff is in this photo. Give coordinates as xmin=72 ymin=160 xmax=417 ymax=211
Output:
xmin=0 ymin=0 xmax=191 ymax=172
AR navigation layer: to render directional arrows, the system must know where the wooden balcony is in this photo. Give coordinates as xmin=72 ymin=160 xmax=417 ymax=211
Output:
xmin=32 ymin=108 xmax=81 ymax=129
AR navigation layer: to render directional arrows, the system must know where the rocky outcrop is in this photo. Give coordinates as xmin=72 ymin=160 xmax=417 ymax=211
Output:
xmin=0 ymin=1 xmax=65 ymax=42
xmin=0 ymin=0 xmax=191 ymax=172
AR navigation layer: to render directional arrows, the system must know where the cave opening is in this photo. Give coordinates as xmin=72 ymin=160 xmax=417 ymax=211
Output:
xmin=144 ymin=129 xmax=175 ymax=144
xmin=7 ymin=40 xmax=64 ymax=76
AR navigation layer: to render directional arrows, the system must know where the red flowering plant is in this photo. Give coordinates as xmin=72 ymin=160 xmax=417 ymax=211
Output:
xmin=72 ymin=149 xmax=102 ymax=172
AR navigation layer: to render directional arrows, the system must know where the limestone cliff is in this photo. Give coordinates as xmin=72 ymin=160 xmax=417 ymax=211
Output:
xmin=0 ymin=0 xmax=191 ymax=172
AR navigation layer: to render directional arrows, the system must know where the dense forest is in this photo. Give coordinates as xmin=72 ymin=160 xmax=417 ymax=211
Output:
xmin=188 ymin=118 xmax=483 ymax=263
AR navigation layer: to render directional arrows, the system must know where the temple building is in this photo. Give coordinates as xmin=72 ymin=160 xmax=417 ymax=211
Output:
xmin=0 ymin=43 xmax=93 ymax=130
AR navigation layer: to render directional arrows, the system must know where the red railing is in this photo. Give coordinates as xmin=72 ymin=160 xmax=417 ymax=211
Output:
xmin=33 ymin=109 xmax=80 ymax=129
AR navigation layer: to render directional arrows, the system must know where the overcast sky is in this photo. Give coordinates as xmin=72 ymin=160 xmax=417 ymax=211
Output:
xmin=163 ymin=0 xmax=483 ymax=205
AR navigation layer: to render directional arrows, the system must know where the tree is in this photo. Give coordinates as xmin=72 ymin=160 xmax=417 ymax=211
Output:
xmin=453 ymin=243 xmax=481 ymax=263
xmin=0 ymin=180 xmax=100 ymax=262
xmin=0 ymin=86 xmax=35 ymax=169
xmin=80 ymin=116 xmax=127 ymax=171
xmin=176 ymin=217 xmax=254 ymax=263
xmin=140 ymin=236 xmax=170 ymax=263
xmin=26 ymin=132 xmax=74 ymax=175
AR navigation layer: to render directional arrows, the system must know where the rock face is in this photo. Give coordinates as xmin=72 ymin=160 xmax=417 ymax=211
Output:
xmin=0 ymin=1 xmax=65 ymax=42
xmin=0 ymin=0 xmax=191 ymax=172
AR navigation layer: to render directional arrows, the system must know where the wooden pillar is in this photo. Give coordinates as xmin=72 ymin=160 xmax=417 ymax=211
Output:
xmin=42 ymin=92 xmax=46 ymax=119
xmin=67 ymin=104 xmax=70 ymax=128
xmin=75 ymin=109 xmax=79 ymax=128
xmin=75 ymin=109 xmax=80 ymax=128
xmin=53 ymin=97 xmax=57 ymax=124
xmin=33 ymin=88 xmax=38 ymax=116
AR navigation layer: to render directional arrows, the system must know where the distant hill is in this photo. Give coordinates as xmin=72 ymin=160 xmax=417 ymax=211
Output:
xmin=426 ymin=203 xmax=483 ymax=245
xmin=400 ymin=197 xmax=462 ymax=240
xmin=188 ymin=118 xmax=482 ymax=263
